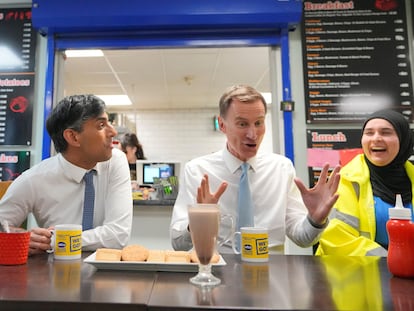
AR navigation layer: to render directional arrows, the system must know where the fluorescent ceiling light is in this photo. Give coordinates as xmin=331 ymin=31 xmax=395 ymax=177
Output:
xmin=65 ymin=49 xmax=104 ymax=58
xmin=97 ymin=95 xmax=132 ymax=106
xmin=0 ymin=46 xmax=23 ymax=69
xmin=261 ymin=92 xmax=272 ymax=104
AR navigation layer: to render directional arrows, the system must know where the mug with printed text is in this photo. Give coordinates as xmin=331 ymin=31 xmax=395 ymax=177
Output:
xmin=51 ymin=224 xmax=82 ymax=260
xmin=232 ymin=227 xmax=269 ymax=262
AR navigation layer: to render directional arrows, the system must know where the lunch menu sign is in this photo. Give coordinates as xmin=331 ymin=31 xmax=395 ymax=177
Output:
xmin=0 ymin=8 xmax=36 ymax=145
xmin=302 ymin=0 xmax=413 ymax=123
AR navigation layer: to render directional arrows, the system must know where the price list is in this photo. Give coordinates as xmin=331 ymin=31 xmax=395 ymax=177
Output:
xmin=302 ymin=0 xmax=413 ymax=123
xmin=0 ymin=151 xmax=30 ymax=181
xmin=0 ymin=8 xmax=36 ymax=145
xmin=306 ymin=128 xmax=362 ymax=186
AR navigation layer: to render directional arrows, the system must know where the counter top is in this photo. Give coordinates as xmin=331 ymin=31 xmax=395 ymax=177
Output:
xmin=0 ymin=252 xmax=409 ymax=310
xmin=133 ymin=199 xmax=175 ymax=206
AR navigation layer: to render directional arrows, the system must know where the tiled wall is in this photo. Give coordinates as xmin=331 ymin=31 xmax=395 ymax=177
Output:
xmin=134 ymin=108 xmax=273 ymax=166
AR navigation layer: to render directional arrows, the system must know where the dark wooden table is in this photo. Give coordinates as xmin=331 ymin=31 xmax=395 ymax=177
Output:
xmin=0 ymin=253 xmax=155 ymax=311
xmin=0 ymin=252 xmax=412 ymax=310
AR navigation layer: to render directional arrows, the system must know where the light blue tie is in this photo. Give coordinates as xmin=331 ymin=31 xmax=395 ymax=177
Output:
xmin=237 ymin=162 xmax=254 ymax=231
xmin=82 ymin=170 xmax=95 ymax=231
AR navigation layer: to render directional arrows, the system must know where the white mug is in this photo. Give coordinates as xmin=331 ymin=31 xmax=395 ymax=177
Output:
xmin=50 ymin=224 xmax=82 ymax=260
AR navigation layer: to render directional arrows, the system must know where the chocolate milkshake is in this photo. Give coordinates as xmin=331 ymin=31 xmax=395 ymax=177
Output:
xmin=189 ymin=205 xmax=220 ymax=265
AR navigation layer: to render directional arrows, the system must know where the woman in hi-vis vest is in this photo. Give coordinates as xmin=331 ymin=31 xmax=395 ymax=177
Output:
xmin=316 ymin=109 xmax=414 ymax=256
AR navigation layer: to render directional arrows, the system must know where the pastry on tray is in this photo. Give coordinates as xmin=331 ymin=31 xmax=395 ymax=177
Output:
xmin=95 ymin=248 xmax=122 ymax=261
xmin=94 ymin=244 xmax=220 ymax=264
xmin=121 ymin=244 xmax=149 ymax=261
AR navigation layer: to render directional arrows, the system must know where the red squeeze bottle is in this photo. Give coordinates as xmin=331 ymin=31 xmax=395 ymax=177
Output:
xmin=386 ymin=194 xmax=414 ymax=278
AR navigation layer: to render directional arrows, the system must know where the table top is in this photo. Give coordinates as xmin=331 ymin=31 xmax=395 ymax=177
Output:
xmin=0 ymin=252 xmax=411 ymax=311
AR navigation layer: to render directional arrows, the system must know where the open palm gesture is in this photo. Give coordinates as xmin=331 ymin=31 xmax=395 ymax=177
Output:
xmin=294 ymin=163 xmax=341 ymax=225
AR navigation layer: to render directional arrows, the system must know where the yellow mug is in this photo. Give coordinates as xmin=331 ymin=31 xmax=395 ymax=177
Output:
xmin=233 ymin=227 xmax=268 ymax=262
xmin=51 ymin=224 xmax=82 ymax=260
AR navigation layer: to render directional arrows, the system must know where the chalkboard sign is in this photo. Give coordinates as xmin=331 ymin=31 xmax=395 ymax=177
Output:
xmin=0 ymin=151 xmax=30 ymax=181
xmin=0 ymin=8 xmax=36 ymax=145
xmin=306 ymin=128 xmax=363 ymax=186
xmin=302 ymin=0 xmax=413 ymax=123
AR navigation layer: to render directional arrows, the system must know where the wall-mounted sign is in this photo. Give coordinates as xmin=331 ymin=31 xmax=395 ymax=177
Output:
xmin=306 ymin=128 xmax=362 ymax=186
xmin=0 ymin=151 xmax=30 ymax=181
xmin=0 ymin=8 xmax=36 ymax=145
xmin=302 ymin=0 xmax=413 ymax=123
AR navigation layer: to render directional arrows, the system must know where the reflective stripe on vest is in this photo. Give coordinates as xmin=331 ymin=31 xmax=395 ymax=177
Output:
xmin=331 ymin=208 xmax=372 ymax=239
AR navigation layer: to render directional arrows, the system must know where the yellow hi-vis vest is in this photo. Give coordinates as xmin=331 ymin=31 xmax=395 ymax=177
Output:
xmin=316 ymin=154 xmax=414 ymax=256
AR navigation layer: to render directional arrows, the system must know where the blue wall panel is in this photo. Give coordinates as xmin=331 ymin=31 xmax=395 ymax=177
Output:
xmin=32 ymin=0 xmax=302 ymax=35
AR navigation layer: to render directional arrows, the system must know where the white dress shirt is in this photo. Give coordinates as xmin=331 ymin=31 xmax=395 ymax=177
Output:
xmin=0 ymin=148 xmax=133 ymax=250
xmin=170 ymin=147 xmax=323 ymax=252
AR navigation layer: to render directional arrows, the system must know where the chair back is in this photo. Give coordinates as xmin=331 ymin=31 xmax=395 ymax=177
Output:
xmin=0 ymin=181 xmax=12 ymax=199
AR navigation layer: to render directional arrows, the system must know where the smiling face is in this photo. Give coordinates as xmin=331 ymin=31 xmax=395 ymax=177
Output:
xmin=361 ymin=118 xmax=400 ymax=167
xmin=219 ymin=98 xmax=266 ymax=161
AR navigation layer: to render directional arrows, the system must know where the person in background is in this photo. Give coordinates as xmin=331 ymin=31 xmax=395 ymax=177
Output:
xmin=170 ymin=84 xmax=340 ymax=253
xmin=120 ymin=132 xmax=146 ymax=181
xmin=0 ymin=94 xmax=133 ymax=255
xmin=316 ymin=109 xmax=414 ymax=256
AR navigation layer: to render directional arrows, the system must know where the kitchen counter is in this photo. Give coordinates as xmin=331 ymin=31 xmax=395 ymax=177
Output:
xmin=133 ymin=199 xmax=175 ymax=206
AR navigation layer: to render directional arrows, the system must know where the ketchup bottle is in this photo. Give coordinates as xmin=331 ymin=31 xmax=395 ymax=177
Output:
xmin=386 ymin=194 xmax=414 ymax=278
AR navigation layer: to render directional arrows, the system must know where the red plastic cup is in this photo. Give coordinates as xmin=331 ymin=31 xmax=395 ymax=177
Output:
xmin=0 ymin=230 xmax=31 ymax=265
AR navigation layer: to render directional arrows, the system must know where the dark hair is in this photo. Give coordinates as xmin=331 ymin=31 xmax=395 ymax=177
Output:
xmin=219 ymin=85 xmax=267 ymax=119
xmin=46 ymin=94 xmax=106 ymax=153
xmin=121 ymin=132 xmax=145 ymax=160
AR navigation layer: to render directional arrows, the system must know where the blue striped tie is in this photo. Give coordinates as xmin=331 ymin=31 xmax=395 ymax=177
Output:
xmin=236 ymin=163 xmax=254 ymax=249
xmin=82 ymin=170 xmax=95 ymax=231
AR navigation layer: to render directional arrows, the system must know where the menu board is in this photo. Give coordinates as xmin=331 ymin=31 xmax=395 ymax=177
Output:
xmin=0 ymin=8 xmax=36 ymax=145
xmin=302 ymin=0 xmax=413 ymax=123
xmin=306 ymin=129 xmax=362 ymax=186
xmin=0 ymin=151 xmax=30 ymax=181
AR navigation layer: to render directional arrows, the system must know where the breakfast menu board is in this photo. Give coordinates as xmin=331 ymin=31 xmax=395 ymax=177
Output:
xmin=0 ymin=151 xmax=30 ymax=181
xmin=0 ymin=8 xmax=36 ymax=145
xmin=302 ymin=0 xmax=413 ymax=123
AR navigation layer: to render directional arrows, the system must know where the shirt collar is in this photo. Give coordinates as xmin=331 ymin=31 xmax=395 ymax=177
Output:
xmin=58 ymin=153 xmax=98 ymax=183
xmin=222 ymin=145 xmax=257 ymax=174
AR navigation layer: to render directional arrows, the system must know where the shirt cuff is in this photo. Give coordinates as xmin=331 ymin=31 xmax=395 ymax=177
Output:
xmin=307 ymin=215 xmax=328 ymax=229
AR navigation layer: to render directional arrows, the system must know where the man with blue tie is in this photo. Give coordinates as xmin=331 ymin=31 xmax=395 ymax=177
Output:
xmin=0 ymin=95 xmax=133 ymax=255
xmin=170 ymin=85 xmax=340 ymax=253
